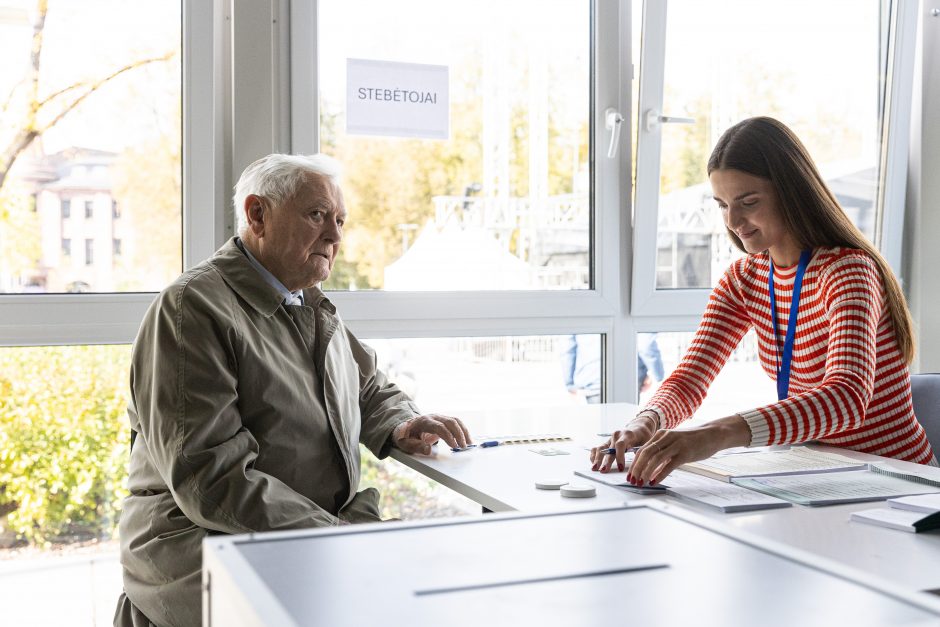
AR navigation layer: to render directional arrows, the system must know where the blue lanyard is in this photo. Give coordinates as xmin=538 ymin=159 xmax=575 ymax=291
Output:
xmin=769 ymin=250 xmax=811 ymax=401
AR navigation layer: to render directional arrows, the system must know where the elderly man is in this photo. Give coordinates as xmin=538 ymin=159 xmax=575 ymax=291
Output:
xmin=114 ymin=154 xmax=471 ymax=626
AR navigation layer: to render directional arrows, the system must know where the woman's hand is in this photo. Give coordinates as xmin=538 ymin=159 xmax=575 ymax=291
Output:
xmin=590 ymin=411 xmax=659 ymax=473
xmin=627 ymin=415 xmax=751 ymax=485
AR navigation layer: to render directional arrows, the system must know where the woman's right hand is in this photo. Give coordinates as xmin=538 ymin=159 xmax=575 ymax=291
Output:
xmin=590 ymin=411 xmax=659 ymax=473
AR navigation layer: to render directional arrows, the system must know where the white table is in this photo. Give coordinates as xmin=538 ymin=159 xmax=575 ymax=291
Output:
xmin=203 ymin=503 xmax=940 ymax=627
xmin=391 ymin=403 xmax=940 ymax=595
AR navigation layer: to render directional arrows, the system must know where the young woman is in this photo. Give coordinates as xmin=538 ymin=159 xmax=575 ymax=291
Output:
xmin=592 ymin=116 xmax=937 ymax=485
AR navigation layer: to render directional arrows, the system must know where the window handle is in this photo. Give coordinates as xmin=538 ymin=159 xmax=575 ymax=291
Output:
xmin=605 ymin=107 xmax=624 ymax=158
xmin=644 ymin=109 xmax=695 ymax=132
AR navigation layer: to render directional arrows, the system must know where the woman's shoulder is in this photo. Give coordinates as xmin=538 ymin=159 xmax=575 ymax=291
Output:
xmin=812 ymin=246 xmax=878 ymax=273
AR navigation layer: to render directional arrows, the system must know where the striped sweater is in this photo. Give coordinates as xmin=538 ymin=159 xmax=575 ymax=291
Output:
xmin=645 ymin=247 xmax=935 ymax=464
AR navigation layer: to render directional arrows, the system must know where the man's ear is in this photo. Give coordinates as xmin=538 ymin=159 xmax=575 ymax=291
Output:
xmin=245 ymin=194 xmax=266 ymax=237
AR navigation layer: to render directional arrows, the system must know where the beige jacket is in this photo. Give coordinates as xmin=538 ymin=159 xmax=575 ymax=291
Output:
xmin=117 ymin=238 xmax=417 ymax=626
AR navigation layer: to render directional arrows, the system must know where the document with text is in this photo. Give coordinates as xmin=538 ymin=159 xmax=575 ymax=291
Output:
xmin=732 ymin=471 xmax=940 ymax=506
xmin=662 ymin=470 xmax=792 ymax=512
xmin=680 ymin=447 xmax=867 ymax=482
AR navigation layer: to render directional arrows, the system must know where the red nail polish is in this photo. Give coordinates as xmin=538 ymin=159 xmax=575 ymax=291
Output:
xmin=592 ymin=463 xmax=599 ymax=471
xmin=617 ymin=463 xmax=624 ymax=472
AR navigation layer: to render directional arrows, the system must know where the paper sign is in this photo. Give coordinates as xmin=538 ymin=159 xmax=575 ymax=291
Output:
xmin=346 ymin=58 xmax=449 ymax=140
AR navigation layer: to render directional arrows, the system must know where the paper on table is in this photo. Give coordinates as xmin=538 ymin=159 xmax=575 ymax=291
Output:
xmin=574 ymin=458 xmax=667 ymax=495
xmin=732 ymin=471 xmax=940 ymax=506
xmin=867 ymin=462 xmax=940 ymax=488
xmin=680 ymin=447 xmax=866 ymax=483
xmin=662 ymin=470 xmax=791 ymax=512
xmin=850 ymin=507 xmax=940 ymax=533
xmin=887 ymin=493 xmax=940 ymax=514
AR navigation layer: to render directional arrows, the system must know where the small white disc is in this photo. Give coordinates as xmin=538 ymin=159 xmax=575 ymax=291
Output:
xmin=560 ymin=483 xmax=596 ymax=498
xmin=535 ymin=479 xmax=569 ymax=490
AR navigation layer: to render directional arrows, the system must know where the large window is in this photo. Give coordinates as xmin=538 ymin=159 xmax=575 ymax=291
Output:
xmin=631 ymin=0 xmax=915 ymax=316
xmin=0 ymin=0 xmax=181 ymax=295
xmin=317 ymin=0 xmax=591 ymax=292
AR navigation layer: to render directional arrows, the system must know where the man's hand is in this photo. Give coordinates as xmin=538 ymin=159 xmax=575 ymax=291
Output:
xmin=392 ymin=414 xmax=472 ymax=455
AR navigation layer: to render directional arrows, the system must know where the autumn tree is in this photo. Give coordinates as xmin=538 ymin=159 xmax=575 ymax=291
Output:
xmin=0 ymin=0 xmax=175 ymax=194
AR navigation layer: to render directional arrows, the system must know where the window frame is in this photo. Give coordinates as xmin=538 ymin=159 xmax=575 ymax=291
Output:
xmin=0 ymin=0 xmax=222 ymax=347
xmin=0 ymin=0 xmax=925 ymax=404
xmin=287 ymin=0 xmax=642 ymax=402
xmin=630 ymin=0 xmax=918 ymax=322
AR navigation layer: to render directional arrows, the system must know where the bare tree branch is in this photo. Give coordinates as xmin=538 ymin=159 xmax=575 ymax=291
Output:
xmin=0 ymin=0 xmax=175 ymax=193
xmin=0 ymin=0 xmax=46 ymax=192
xmin=38 ymin=50 xmax=176 ymax=133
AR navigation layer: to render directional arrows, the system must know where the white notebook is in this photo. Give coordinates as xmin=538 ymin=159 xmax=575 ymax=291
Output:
xmin=850 ymin=507 xmax=940 ymax=533
xmin=886 ymin=493 xmax=940 ymax=514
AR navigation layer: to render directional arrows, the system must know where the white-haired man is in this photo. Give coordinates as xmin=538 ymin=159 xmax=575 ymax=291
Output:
xmin=114 ymin=154 xmax=471 ymax=626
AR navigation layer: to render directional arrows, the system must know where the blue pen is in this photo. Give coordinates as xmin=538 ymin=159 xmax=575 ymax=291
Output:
xmin=480 ymin=440 xmax=500 ymax=448
xmin=451 ymin=444 xmax=477 ymax=452
xmin=601 ymin=447 xmax=640 ymax=455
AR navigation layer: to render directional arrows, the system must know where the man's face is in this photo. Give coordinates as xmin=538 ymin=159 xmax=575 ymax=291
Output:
xmin=247 ymin=173 xmax=346 ymax=291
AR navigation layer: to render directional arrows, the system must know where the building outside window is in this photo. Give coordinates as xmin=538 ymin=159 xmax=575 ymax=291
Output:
xmin=61 ymin=238 xmax=71 ymax=257
xmin=60 ymin=198 xmax=70 ymax=218
xmin=84 ymin=238 xmax=94 ymax=266
xmin=84 ymin=199 xmax=93 ymax=218
xmin=113 ymin=238 xmax=121 ymax=256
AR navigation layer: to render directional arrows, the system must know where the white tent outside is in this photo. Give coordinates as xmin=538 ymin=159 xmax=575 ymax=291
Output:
xmin=384 ymin=220 xmax=532 ymax=290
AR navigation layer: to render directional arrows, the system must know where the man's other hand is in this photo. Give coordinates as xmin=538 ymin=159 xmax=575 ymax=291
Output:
xmin=392 ymin=414 xmax=472 ymax=455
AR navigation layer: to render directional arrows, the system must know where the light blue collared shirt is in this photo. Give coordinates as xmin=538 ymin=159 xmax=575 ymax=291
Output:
xmin=235 ymin=237 xmax=304 ymax=306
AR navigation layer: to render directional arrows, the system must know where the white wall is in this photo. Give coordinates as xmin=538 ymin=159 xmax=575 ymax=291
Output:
xmin=906 ymin=1 xmax=940 ymax=373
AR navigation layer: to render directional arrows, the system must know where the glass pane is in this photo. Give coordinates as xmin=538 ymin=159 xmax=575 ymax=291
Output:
xmin=318 ymin=0 xmax=591 ymax=291
xmin=365 ymin=334 xmax=602 ymax=412
xmin=0 ymin=1 xmax=181 ymax=294
xmin=651 ymin=0 xmax=883 ymax=290
xmin=639 ymin=330 xmax=776 ymax=417
xmin=0 ymin=345 xmax=130 ymax=625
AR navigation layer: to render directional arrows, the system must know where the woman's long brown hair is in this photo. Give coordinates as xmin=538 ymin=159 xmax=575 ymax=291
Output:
xmin=707 ymin=116 xmax=914 ymax=364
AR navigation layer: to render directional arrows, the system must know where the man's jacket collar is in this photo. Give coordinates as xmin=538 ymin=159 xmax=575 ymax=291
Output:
xmin=208 ymin=237 xmax=336 ymax=317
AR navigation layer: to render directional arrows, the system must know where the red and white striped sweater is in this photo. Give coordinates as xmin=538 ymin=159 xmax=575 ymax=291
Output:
xmin=645 ymin=247 xmax=935 ymax=464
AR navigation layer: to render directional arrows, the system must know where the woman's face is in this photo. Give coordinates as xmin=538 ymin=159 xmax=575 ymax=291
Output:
xmin=710 ymin=168 xmax=802 ymax=266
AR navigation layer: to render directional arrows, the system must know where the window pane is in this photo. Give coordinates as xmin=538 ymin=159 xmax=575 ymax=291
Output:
xmin=0 ymin=1 xmax=181 ymax=294
xmin=366 ymin=334 xmax=601 ymax=412
xmin=650 ymin=0 xmax=883 ymax=290
xmin=0 ymin=345 xmax=130 ymax=625
xmin=318 ymin=0 xmax=591 ymax=291
xmin=639 ymin=330 xmax=776 ymax=417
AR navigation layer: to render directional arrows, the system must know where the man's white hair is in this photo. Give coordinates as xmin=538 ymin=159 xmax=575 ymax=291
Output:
xmin=233 ymin=153 xmax=341 ymax=236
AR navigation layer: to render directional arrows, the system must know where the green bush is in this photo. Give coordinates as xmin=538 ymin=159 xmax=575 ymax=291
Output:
xmin=0 ymin=345 xmax=131 ymax=546
xmin=0 ymin=344 xmax=464 ymax=546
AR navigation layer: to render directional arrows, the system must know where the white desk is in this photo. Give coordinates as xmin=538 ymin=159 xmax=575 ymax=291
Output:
xmin=203 ymin=504 xmax=940 ymax=627
xmin=390 ymin=403 xmax=940 ymax=595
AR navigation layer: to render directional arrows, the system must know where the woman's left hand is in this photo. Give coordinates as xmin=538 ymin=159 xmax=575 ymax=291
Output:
xmin=627 ymin=415 xmax=751 ymax=485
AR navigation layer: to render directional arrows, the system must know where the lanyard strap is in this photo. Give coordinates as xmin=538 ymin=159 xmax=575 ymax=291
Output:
xmin=769 ymin=249 xmax=811 ymax=401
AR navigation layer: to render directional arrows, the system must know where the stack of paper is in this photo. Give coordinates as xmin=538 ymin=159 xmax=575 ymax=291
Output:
xmin=867 ymin=462 xmax=940 ymax=488
xmin=574 ymin=466 xmax=792 ymax=511
xmin=679 ymin=447 xmax=866 ymax=483
xmin=850 ymin=492 xmax=940 ymax=533
xmin=574 ymin=468 xmax=667 ymax=495
xmin=731 ymin=471 xmax=940 ymax=506
xmin=661 ymin=470 xmax=791 ymax=512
